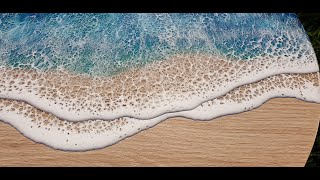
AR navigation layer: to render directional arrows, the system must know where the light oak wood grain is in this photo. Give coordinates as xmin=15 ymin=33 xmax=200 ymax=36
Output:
xmin=0 ymin=98 xmax=319 ymax=166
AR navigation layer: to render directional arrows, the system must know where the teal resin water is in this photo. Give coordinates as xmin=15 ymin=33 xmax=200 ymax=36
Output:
xmin=0 ymin=13 xmax=310 ymax=76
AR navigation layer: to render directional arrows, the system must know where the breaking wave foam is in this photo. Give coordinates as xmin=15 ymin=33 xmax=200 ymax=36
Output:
xmin=0 ymin=73 xmax=319 ymax=151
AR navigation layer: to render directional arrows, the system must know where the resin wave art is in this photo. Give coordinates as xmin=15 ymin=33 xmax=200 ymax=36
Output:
xmin=0 ymin=13 xmax=319 ymax=151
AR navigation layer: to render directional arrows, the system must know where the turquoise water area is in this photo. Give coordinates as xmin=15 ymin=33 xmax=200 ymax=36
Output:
xmin=0 ymin=13 xmax=309 ymax=76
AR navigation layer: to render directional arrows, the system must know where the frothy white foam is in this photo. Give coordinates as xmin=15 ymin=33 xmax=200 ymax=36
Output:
xmin=0 ymin=72 xmax=319 ymax=151
xmin=0 ymin=53 xmax=318 ymax=122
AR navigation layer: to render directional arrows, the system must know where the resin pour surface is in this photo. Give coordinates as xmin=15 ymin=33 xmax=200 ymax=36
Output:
xmin=0 ymin=13 xmax=319 ymax=151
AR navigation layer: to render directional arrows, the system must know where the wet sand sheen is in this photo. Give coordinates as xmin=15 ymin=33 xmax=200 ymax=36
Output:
xmin=0 ymin=98 xmax=319 ymax=166
xmin=0 ymin=73 xmax=319 ymax=151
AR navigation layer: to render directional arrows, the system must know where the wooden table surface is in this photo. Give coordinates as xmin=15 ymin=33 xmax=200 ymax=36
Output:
xmin=0 ymin=98 xmax=319 ymax=166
